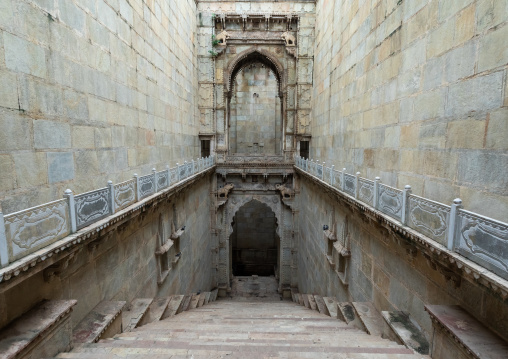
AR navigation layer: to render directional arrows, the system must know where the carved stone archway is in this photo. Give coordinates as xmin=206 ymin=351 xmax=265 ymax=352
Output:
xmin=226 ymin=47 xmax=287 ymax=97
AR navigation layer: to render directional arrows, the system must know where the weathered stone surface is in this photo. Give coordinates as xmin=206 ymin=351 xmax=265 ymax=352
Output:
xmin=3 ymin=32 xmax=47 ymax=78
xmin=47 ymin=152 xmax=74 ymax=183
xmin=0 ymin=155 xmax=14 ymax=191
xmin=446 ymin=72 xmax=504 ymax=117
xmin=34 ymin=120 xmax=71 ymax=149
xmin=13 ymin=152 xmax=48 ymax=188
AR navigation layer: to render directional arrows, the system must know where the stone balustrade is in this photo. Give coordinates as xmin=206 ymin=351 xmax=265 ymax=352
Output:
xmin=0 ymin=156 xmax=215 ymax=268
xmin=295 ymin=156 xmax=508 ymax=281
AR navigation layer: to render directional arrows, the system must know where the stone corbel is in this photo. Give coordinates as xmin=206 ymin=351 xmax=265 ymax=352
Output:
xmin=275 ymin=184 xmax=294 ymax=199
xmin=43 ymin=251 xmax=79 ymax=282
xmin=170 ymin=226 xmax=185 ymax=240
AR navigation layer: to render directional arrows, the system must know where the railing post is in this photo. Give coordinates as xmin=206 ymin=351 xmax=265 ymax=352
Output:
xmin=331 ymin=166 xmax=335 ymax=186
xmin=341 ymin=168 xmax=346 ymax=191
xmin=134 ymin=174 xmax=140 ymax=201
xmin=184 ymin=161 xmax=188 ymax=178
xmin=321 ymin=162 xmax=325 ymax=180
xmin=166 ymin=165 xmax=170 ymax=184
xmin=64 ymin=189 xmax=77 ymax=234
xmin=108 ymin=180 xmax=115 ymax=215
xmin=373 ymin=177 xmax=380 ymax=210
xmin=0 ymin=208 xmax=8 ymax=268
xmin=355 ymin=172 xmax=360 ymax=199
xmin=176 ymin=163 xmax=180 ymax=182
xmin=192 ymin=160 xmax=196 ymax=174
xmin=152 ymin=168 xmax=158 ymax=192
xmin=447 ymin=198 xmax=463 ymax=251
xmin=402 ymin=185 xmax=412 ymax=225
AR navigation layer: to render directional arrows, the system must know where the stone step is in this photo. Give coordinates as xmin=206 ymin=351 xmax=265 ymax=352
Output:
xmin=56 ymin=350 xmax=426 ymax=359
xmin=302 ymin=293 xmax=311 ymax=308
xmin=0 ymin=300 xmax=76 ymax=359
xmin=138 ymin=297 xmax=171 ymax=326
xmin=290 ymin=287 xmax=299 ymax=303
xmin=307 ymin=294 xmax=318 ymax=311
xmin=177 ymin=294 xmax=192 ymax=313
xmin=210 ymin=288 xmax=218 ymax=302
xmin=58 ymin=298 xmax=420 ymax=359
xmin=296 ymin=292 xmax=303 ymax=305
xmin=382 ymin=311 xmax=430 ymax=355
xmin=197 ymin=293 xmax=206 ymax=307
xmin=113 ymin=331 xmax=401 ymax=345
xmin=161 ymin=295 xmax=185 ymax=319
xmin=73 ymin=301 xmax=125 ymax=344
xmin=323 ymin=297 xmax=339 ymax=318
xmin=121 ymin=298 xmax=153 ymax=332
xmin=352 ymin=302 xmax=386 ymax=336
xmin=203 ymin=291 xmax=211 ymax=305
xmin=338 ymin=302 xmax=366 ymax=331
xmin=188 ymin=293 xmax=200 ymax=310
xmin=314 ymin=295 xmax=330 ymax=316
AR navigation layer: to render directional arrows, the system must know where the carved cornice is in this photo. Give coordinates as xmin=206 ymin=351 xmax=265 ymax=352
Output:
xmin=295 ymin=167 xmax=508 ymax=300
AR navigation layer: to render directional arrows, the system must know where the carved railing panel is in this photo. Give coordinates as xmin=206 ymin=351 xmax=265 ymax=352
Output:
xmin=157 ymin=169 xmax=169 ymax=191
xmin=114 ymin=179 xmax=136 ymax=211
xmin=170 ymin=167 xmax=178 ymax=184
xmin=408 ymin=195 xmax=450 ymax=246
xmin=332 ymin=169 xmax=342 ymax=189
xmin=377 ymin=184 xmax=403 ymax=221
xmin=75 ymin=188 xmax=111 ymax=229
xmin=343 ymin=173 xmax=356 ymax=196
xmin=455 ymin=210 xmax=508 ymax=280
xmin=138 ymin=173 xmax=156 ymax=200
xmin=4 ymin=199 xmax=70 ymax=262
xmin=358 ymin=178 xmax=374 ymax=207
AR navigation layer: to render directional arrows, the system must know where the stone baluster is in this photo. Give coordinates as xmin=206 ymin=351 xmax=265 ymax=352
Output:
xmin=373 ymin=177 xmax=381 ymax=210
xmin=341 ymin=168 xmax=346 ymax=191
xmin=355 ymin=172 xmax=360 ymax=199
xmin=64 ymin=189 xmax=77 ymax=234
xmin=0 ymin=207 xmax=8 ymax=267
xmin=447 ymin=198 xmax=463 ymax=251
xmin=321 ymin=162 xmax=325 ymax=180
xmin=133 ymin=174 xmax=140 ymax=201
xmin=108 ymin=180 xmax=115 ymax=215
xmin=402 ymin=185 xmax=412 ymax=225
xmin=176 ymin=163 xmax=180 ymax=182
xmin=331 ymin=165 xmax=335 ymax=186
xmin=153 ymin=168 xmax=158 ymax=192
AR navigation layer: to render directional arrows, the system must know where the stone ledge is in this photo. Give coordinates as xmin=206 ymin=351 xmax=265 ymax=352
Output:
xmin=425 ymin=305 xmax=508 ymax=359
xmin=295 ymin=166 xmax=508 ymax=300
xmin=73 ymin=301 xmax=126 ymax=344
xmin=0 ymin=167 xmax=215 ymax=289
xmin=0 ymin=300 xmax=77 ymax=359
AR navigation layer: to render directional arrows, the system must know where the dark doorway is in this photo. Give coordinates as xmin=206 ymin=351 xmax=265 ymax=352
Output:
xmin=230 ymin=200 xmax=279 ymax=276
xmin=201 ymin=139 xmax=210 ymax=158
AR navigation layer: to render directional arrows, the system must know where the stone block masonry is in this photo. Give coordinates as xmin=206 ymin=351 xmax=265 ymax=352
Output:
xmin=311 ymin=0 xmax=508 ymax=222
xmin=0 ymin=0 xmax=200 ymax=214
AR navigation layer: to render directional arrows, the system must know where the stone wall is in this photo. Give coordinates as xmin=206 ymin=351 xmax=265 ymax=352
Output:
xmin=230 ymin=66 xmax=281 ymax=154
xmin=0 ymin=0 xmax=199 ymax=214
xmin=0 ymin=174 xmax=214 ymax=329
xmin=311 ymin=0 xmax=508 ymax=221
xmin=296 ymin=175 xmax=508 ymax=342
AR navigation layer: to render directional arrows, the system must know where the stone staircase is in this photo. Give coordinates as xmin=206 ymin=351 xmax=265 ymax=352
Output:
xmin=54 ymin=290 xmax=427 ymax=358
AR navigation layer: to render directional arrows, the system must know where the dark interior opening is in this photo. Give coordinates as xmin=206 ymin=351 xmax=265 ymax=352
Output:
xmin=201 ymin=139 xmax=210 ymax=158
xmin=300 ymin=141 xmax=309 ymax=159
xmin=231 ymin=200 xmax=279 ymax=276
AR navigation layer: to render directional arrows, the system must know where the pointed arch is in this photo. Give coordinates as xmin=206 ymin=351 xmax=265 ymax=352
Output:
xmin=226 ymin=47 xmax=286 ymax=97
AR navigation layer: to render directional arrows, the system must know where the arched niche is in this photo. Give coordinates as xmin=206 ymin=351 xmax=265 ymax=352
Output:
xmin=224 ymin=48 xmax=289 ymax=157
